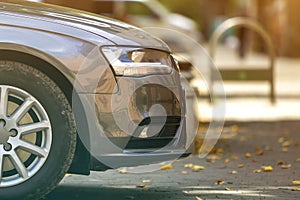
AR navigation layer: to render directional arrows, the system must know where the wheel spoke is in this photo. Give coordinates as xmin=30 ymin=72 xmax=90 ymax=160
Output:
xmin=10 ymin=98 xmax=34 ymax=122
xmin=9 ymin=151 xmax=28 ymax=179
xmin=0 ymin=86 xmax=8 ymax=117
xmin=18 ymin=140 xmax=47 ymax=157
xmin=19 ymin=121 xmax=50 ymax=136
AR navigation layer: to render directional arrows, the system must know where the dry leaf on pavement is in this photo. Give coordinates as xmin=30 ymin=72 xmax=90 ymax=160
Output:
xmin=282 ymin=148 xmax=289 ymax=152
xmin=196 ymin=196 xmax=203 ymax=200
xmin=278 ymin=137 xmax=285 ymax=144
xmin=245 ymin=153 xmax=252 ymax=158
xmin=216 ymin=148 xmax=224 ymax=154
xmin=229 ymin=170 xmax=238 ymax=174
xmin=182 ymin=170 xmax=188 ymax=175
xmin=282 ymin=140 xmax=292 ymax=147
xmin=215 ymin=180 xmax=225 ymax=185
xmin=118 ymin=168 xmax=127 ymax=174
xmin=238 ymin=164 xmax=244 ymax=168
xmin=277 ymin=160 xmax=285 ymax=166
xmin=253 ymin=169 xmax=262 ymax=173
xmin=292 ymin=180 xmax=300 ymax=185
xmin=261 ymin=166 xmax=273 ymax=172
xmin=230 ymin=155 xmax=239 ymax=160
xmin=291 ymin=188 xmax=300 ymax=191
xmin=225 ymin=187 xmax=232 ymax=191
xmin=192 ymin=165 xmax=205 ymax=172
xmin=281 ymin=164 xmax=291 ymax=169
xmin=206 ymin=155 xmax=222 ymax=163
xmin=255 ymin=147 xmax=264 ymax=156
xmin=160 ymin=164 xmax=173 ymax=170
xmin=184 ymin=163 xmax=194 ymax=168
xmin=136 ymin=184 xmax=147 ymax=189
xmin=141 ymin=180 xmax=151 ymax=183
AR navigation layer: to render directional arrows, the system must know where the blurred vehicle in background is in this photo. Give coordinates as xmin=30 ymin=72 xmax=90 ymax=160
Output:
xmin=93 ymin=0 xmax=202 ymax=52
xmin=42 ymin=0 xmax=202 ymax=71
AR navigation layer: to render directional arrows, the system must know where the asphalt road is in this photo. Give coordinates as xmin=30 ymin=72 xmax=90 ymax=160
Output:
xmin=44 ymin=121 xmax=300 ymax=200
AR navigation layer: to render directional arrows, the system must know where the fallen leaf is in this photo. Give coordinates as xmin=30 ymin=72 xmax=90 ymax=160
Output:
xmin=282 ymin=140 xmax=292 ymax=147
xmin=238 ymin=164 xmax=244 ymax=168
xmin=65 ymin=173 xmax=72 ymax=177
xmin=216 ymin=148 xmax=224 ymax=154
xmin=231 ymin=125 xmax=240 ymax=132
xmin=252 ymin=159 xmax=258 ymax=163
xmin=141 ymin=180 xmax=151 ymax=183
xmin=281 ymin=164 xmax=291 ymax=169
xmin=253 ymin=169 xmax=262 ymax=173
xmin=229 ymin=170 xmax=238 ymax=174
xmin=160 ymin=164 xmax=173 ymax=170
xmin=210 ymin=148 xmax=218 ymax=154
xmin=215 ymin=180 xmax=225 ymax=185
xmin=225 ymin=159 xmax=230 ymax=164
xmin=245 ymin=153 xmax=252 ymax=158
xmin=206 ymin=155 xmax=222 ymax=163
xmin=230 ymin=155 xmax=239 ymax=160
xmin=184 ymin=163 xmax=194 ymax=168
xmin=292 ymin=180 xmax=300 ymax=185
xmin=255 ymin=147 xmax=264 ymax=156
xmin=192 ymin=165 xmax=205 ymax=172
xmin=278 ymin=137 xmax=285 ymax=144
xmin=282 ymin=147 xmax=289 ymax=152
xmin=196 ymin=197 xmax=203 ymax=200
xmin=225 ymin=187 xmax=232 ymax=191
xmin=277 ymin=160 xmax=285 ymax=166
xmin=136 ymin=184 xmax=147 ymax=189
xmin=182 ymin=170 xmax=188 ymax=175
xmin=296 ymin=158 xmax=300 ymax=162
xmin=291 ymin=188 xmax=300 ymax=191
xmin=261 ymin=166 xmax=273 ymax=172
xmin=118 ymin=168 xmax=127 ymax=174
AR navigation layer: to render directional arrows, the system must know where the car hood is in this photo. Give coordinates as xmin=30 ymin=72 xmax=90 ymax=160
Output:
xmin=0 ymin=0 xmax=170 ymax=51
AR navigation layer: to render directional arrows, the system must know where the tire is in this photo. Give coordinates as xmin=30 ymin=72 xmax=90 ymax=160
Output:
xmin=0 ymin=61 xmax=76 ymax=200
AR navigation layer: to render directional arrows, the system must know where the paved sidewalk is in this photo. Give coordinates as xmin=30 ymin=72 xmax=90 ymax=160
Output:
xmin=45 ymin=121 xmax=300 ymax=200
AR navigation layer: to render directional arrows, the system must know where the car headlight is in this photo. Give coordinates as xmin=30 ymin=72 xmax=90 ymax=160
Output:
xmin=101 ymin=46 xmax=178 ymax=77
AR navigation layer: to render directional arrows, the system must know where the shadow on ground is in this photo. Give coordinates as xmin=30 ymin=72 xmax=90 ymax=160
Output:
xmin=44 ymin=185 xmax=189 ymax=200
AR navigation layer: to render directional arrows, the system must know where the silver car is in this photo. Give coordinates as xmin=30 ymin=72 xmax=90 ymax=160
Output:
xmin=0 ymin=0 xmax=189 ymax=199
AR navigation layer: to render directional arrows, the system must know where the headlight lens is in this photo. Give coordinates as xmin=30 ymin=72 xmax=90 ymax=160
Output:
xmin=102 ymin=47 xmax=176 ymax=77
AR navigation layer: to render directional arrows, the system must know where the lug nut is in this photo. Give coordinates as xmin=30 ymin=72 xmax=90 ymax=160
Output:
xmin=4 ymin=143 xmax=12 ymax=151
xmin=0 ymin=119 xmax=6 ymax=127
xmin=10 ymin=129 xmax=18 ymax=137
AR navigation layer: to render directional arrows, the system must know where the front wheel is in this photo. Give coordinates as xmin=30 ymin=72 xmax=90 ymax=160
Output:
xmin=0 ymin=61 xmax=76 ymax=200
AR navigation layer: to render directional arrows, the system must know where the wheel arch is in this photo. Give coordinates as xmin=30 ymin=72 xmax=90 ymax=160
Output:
xmin=0 ymin=47 xmax=91 ymax=175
